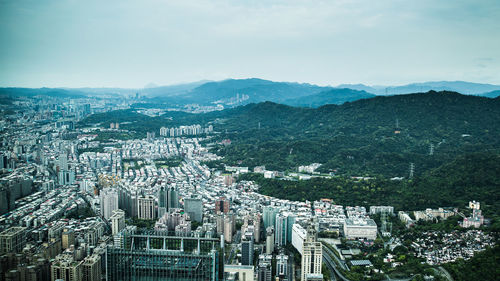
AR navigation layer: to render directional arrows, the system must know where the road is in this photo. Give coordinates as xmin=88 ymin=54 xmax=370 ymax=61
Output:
xmin=437 ymin=266 xmax=454 ymax=281
xmin=322 ymin=245 xmax=351 ymax=281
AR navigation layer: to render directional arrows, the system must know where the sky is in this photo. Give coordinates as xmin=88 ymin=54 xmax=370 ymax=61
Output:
xmin=1 ymin=0 xmax=500 ymax=88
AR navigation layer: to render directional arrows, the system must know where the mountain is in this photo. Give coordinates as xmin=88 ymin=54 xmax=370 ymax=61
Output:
xmin=81 ymin=91 xmax=500 ymax=177
xmin=339 ymin=81 xmax=500 ymax=96
xmin=0 ymin=88 xmax=88 ymax=98
xmin=283 ymin=88 xmax=375 ymax=107
xmin=164 ymin=78 xmax=332 ymax=105
xmin=479 ymin=90 xmax=500 ymax=98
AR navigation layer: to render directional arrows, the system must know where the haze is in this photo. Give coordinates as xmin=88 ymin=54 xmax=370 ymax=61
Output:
xmin=1 ymin=0 xmax=499 ymax=88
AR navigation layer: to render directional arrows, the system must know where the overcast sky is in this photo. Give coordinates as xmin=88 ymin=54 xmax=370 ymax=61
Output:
xmin=1 ymin=0 xmax=499 ymax=88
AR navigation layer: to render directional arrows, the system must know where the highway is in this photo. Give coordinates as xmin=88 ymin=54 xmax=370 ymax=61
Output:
xmin=322 ymin=245 xmax=351 ymax=281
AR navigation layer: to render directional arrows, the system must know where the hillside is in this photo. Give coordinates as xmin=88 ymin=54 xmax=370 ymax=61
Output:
xmin=282 ymin=88 xmax=375 ymax=107
xmin=238 ymin=152 xmax=500 ymax=215
xmin=166 ymin=78 xmax=332 ymax=105
xmin=80 ymin=91 xmax=500 ymax=177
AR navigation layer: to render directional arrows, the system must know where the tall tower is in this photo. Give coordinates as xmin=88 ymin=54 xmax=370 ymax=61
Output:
xmin=301 ymin=224 xmax=323 ymax=281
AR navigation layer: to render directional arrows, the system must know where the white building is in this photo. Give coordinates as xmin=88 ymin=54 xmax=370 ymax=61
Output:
xmin=100 ymin=188 xmax=118 ymax=220
xmin=343 ymin=218 xmax=377 ymax=240
xmin=137 ymin=195 xmax=156 ymax=220
xmin=369 ymin=206 xmax=394 ymax=215
xmin=110 ymin=209 xmax=125 ymax=235
xmin=301 ymin=226 xmax=323 ymax=281
xmin=291 ymin=223 xmax=307 ymax=255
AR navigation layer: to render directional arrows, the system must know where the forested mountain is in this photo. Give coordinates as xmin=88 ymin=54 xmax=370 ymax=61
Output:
xmin=158 ymin=78 xmax=332 ymax=105
xmin=282 ymin=88 xmax=374 ymax=107
xmin=81 ymin=91 xmax=500 ymax=178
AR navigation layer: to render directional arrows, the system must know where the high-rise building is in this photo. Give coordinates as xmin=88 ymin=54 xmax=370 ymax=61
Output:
xmin=51 ymin=253 xmax=82 ymax=281
xmin=61 ymin=229 xmax=75 ymax=249
xmin=275 ymin=213 xmax=288 ymax=247
xmin=158 ymin=186 xmax=179 ymax=217
xmin=276 ymin=253 xmax=289 ymax=280
xmin=184 ymin=196 xmax=203 ymax=223
xmin=241 ymin=232 xmax=254 ymax=266
xmin=106 ymin=231 xmax=223 ymax=281
xmin=100 ymin=188 xmax=119 ymax=220
xmin=137 ymin=195 xmax=156 ymax=220
xmin=0 ymin=227 xmax=26 ymax=254
xmin=58 ymin=170 xmax=75 ymax=186
xmin=265 ymin=227 xmax=274 ymax=255
xmin=58 ymin=152 xmax=68 ymax=171
xmin=301 ymin=225 xmax=323 ymax=281
xmin=257 ymin=254 xmax=272 ymax=281
xmin=111 ymin=209 xmax=126 ymax=235
xmin=81 ymin=254 xmax=102 ymax=281
xmin=291 ymin=223 xmax=307 ymax=255
xmin=263 ymin=206 xmax=278 ymax=230
xmin=223 ymin=215 xmax=234 ymax=243
xmin=215 ymin=197 xmax=230 ymax=214
xmin=286 ymin=214 xmax=296 ymax=243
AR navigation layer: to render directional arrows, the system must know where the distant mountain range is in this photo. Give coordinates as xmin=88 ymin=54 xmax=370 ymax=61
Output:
xmin=338 ymin=81 xmax=500 ymax=96
xmin=2 ymin=79 xmax=500 ymax=107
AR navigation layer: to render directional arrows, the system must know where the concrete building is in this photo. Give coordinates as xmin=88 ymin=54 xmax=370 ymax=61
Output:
xmin=343 ymin=218 xmax=377 ymax=240
xmin=241 ymin=232 xmax=254 ymax=266
xmin=301 ymin=226 xmax=323 ymax=281
xmin=184 ymin=196 xmax=203 ymax=223
xmin=61 ymin=229 xmax=75 ymax=249
xmin=369 ymin=206 xmax=394 ymax=215
xmin=0 ymin=227 xmax=26 ymax=254
xmin=81 ymin=254 xmax=101 ymax=281
xmin=257 ymin=254 xmax=272 ymax=281
xmin=276 ymin=253 xmax=289 ymax=280
xmin=263 ymin=206 xmax=278 ymax=230
xmin=224 ymin=265 xmax=254 ymax=281
xmin=50 ymin=254 xmax=83 ymax=281
xmin=215 ymin=197 xmax=230 ymax=214
xmin=292 ymin=223 xmax=307 ymax=255
xmin=137 ymin=195 xmax=156 ymax=220
xmin=265 ymin=227 xmax=274 ymax=255
xmin=110 ymin=209 xmax=125 ymax=235
xmin=275 ymin=213 xmax=288 ymax=247
xmin=100 ymin=188 xmax=118 ymax=220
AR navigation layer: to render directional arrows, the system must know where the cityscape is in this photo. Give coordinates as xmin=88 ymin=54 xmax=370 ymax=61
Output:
xmin=0 ymin=94 xmax=496 ymax=281
xmin=1 ymin=0 xmax=499 ymax=281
